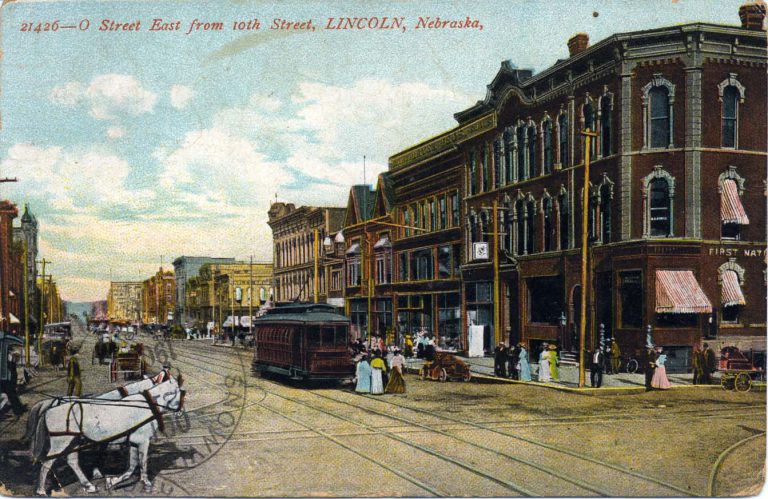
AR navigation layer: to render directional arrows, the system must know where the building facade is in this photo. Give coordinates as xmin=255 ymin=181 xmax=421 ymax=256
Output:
xmin=141 ymin=268 xmax=176 ymax=324
xmin=268 ymin=203 xmax=345 ymax=304
xmin=106 ymin=281 xmax=143 ymax=322
xmin=185 ymin=261 xmax=273 ymax=330
xmin=451 ymin=7 xmax=766 ymax=367
xmin=12 ymin=204 xmax=38 ymax=333
xmin=172 ymin=256 xmax=237 ymax=326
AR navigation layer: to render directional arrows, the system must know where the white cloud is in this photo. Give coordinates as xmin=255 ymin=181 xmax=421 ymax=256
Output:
xmin=50 ymin=74 xmax=157 ymax=120
xmin=170 ymin=84 xmax=194 ymax=109
xmin=106 ymin=126 xmax=126 ymax=139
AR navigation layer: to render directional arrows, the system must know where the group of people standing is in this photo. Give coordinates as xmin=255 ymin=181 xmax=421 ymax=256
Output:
xmin=492 ymin=343 xmax=534 ymax=381
xmin=354 ymin=349 xmax=406 ymax=395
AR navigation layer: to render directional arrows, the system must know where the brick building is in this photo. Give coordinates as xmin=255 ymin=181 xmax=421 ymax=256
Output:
xmin=141 ymin=268 xmax=176 ymax=324
xmin=106 ymin=281 xmax=142 ymax=322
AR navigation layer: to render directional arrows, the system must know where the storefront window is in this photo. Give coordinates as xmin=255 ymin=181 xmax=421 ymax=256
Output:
xmin=438 ymin=293 xmax=461 ymax=350
xmin=350 ymin=300 xmax=368 ymax=339
xmin=619 ymin=271 xmax=643 ymax=328
xmin=399 ymin=252 xmax=408 ymax=282
xmin=451 ymin=192 xmax=460 ymax=227
xmin=438 ymin=245 xmax=451 ymax=279
xmin=528 ymin=275 xmax=564 ymax=324
xmin=466 ymin=281 xmax=493 ymax=355
xmin=372 ymin=299 xmax=392 ymax=339
xmin=410 ymin=248 xmax=433 ymax=280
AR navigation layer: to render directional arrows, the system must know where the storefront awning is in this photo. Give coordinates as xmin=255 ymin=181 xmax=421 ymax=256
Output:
xmin=721 ymin=271 xmax=746 ymax=307
xmin=373 ymin=236 xmax=391 ymax=249
xmin=721 ymin=179 xmax=749 ymax=225
xmin=240 ymin=316 xmax=256 ymax=328
xmin=655 ymin=270 xmax=712 ymax=314
xmin=8 ymin=313 xmax=20 ymax=324
xmin=345 ymin=243 xmax=361 ymax=255
xmin=222 ymin=316 xmax=240 ymax=327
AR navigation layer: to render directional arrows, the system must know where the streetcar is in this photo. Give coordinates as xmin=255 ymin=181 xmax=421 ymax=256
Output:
xmin=252 ymin=303 xmax=354 ymax=382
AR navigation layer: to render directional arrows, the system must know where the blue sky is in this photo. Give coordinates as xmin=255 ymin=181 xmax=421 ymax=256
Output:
xmin=0 ymin=0 xmax=748 ymax=300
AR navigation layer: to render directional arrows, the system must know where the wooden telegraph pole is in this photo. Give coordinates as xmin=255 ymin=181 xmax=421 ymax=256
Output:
xmin=579 ymin=128 xmax=599 ymax=388
xmin=313 ymin=228 xmax=319 ymax=304
xmin=36 ymin=258 xmax=50 ymax=359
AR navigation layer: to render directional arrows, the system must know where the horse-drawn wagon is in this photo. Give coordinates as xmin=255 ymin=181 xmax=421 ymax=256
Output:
xmin=719 ymin=346 xmax=762 ymax=392
xmin=420 ymin=351 xmax=472 ymax=382
xmin=110 ymin=343 xmax=148 ymax=382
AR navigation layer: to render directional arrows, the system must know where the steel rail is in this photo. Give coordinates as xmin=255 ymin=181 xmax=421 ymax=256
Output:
xmin=707 ymin=431 xmax=766 ymax=496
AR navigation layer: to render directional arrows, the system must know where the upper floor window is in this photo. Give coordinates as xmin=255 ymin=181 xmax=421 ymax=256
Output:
xmin=600 ymin=93 xmax=612 ymax=157
xmin=402 ymin=207 xmax=410 ymax=237
xmin=718 ymin=74 xmax=745 ymax=149
xmin=451 ymin=192 xmax=460 ymax=227
xmin=374 ymin=235 xmax=392 ymax=285
xmin=481 ymin=145 xmax=490 ymax=192
xmin=527 ymin=124 xmax=537 ymax=177
xmin=558 ymin=113 xmax=569 ymax=168
xmin=542 ymin=196 xmax=554 ymax=251
xmin=493 ymin=137 xmax=502 ymax=188
xmin=480 ymin=210 xmax=489 ymax=243
xmin=515 ymin=200 xmax=525 ymax=255
xmin=542 ymin=119 xmax=553 ymax=174
xmin=421 ymin=201 xmax=428 ymax=229
xmin=430 ymin=198 xmax=437 ymax=231
xmin=719 ymin=168 xmax=749 ymax=240
xmin=525 ymin=199 xmax=536 ymax=254
xmin=599 ymin=182 xmax=612 ymax=243
xmin=558 ymin=190 xmax=569 ymax=250
xmin=439 ymin=196 xmax=447 ymax=229
xmin=517 ymin=126 xmax=526 ymax=181
xmin=643 ymin=167 xmax=675 ymax=238
xmin=503 ymin=128 xmax=514 ymax=184
xmin=468 ymin=150 xmax=477 ymax=195
xmin=582 ymin=99 xmax=597 ymax=159
xmin=643 ymin=75 xmax=675 ymax=149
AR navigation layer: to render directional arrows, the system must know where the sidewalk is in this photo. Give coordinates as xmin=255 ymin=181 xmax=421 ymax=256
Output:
xmin=402 ymin=354 xmax=745 ymax=395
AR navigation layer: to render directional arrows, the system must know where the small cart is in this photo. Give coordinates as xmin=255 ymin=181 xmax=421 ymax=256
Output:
xmin=420 ymin=351 xmax=472 ymax=382
xmin=110 ymin=343 xmax=147 ymax=382
xmin=719 ymin=346 xmax=761 ymax=392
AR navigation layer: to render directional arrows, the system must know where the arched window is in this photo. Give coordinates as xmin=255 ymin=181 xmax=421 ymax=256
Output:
xmin=583 ymin=100 xmax=596 ymax=159
xmin=504 ymin=202 xmax=513 ymax=252
xmin=468 ymin=150 xmax=477 ymax=195
xmin=558 ymin=190 xmax=569 ymax=250
xmin=649 ymin=178 xmax=671 ymax=237
xmin=481 ymin=145 xmax=490 ymax=192
xmin=600 ymin=183 xmax=612 ymax=243
xmin=515 ymin=200 xmax=525 ymax=255
xmin=526 ymin=198 xmax=536 ymax=254
xmin=722 ymin=86 xmax=739 ymax=148
xmin=558 ymin=113 xmax=569 ymax=168
xmin=469 ymin=212 xmax=478 ymax=243
xmin=643 ymin=75 xmax=675 ymax=149
xmin=542 ymin=196 xmax=553 ymax=251
xmin=718 ymin=261 xmax=746 ymax=324
xmin=493 ymin=137 xmax=502 ymax=188
xmin=527 ymin=124 xmax=537 ymax=177
xmin=503 ymin=128 xmax=514 ymax=184
xmin=719 ymin=168 xmax=749 ymax=240
xmin=517 ymin=125 xmax=526 ymax=181
xmin=480 ymin=210 xmax=489 ymax=243
xmin=542 ymin=119 xmax=553 ymax=174
xmin=600 ymin=94 xmax=612 ymax=157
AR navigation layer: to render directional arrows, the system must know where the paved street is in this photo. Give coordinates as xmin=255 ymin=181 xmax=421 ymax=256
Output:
xmin=0 ymin=323 xmax=764 ymax=497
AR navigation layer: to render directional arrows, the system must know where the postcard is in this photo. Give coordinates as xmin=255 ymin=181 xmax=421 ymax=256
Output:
xmin=0 ymin=0 xmax=765 ymax=497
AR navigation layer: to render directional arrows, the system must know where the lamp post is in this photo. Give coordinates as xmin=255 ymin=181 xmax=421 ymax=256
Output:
xmin=559 ymin=311 xmax=567 ymax=350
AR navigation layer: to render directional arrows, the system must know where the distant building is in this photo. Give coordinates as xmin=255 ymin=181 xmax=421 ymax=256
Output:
xmin=91 ymin=300 xmax=108 ymax=321
xmin=173 ymin=256 xmax=236 ymax=325
xmin=268 ymin=203 xmax=345 ymax=304
xmin=12 ymin=204 xmax=38 ymax=332
xmin=0 ymin=201 xmax=23 ymax=334
xmin=141 ymin=268 xmax=176 ymax=324
xmin=107 ymin=282 xmax=143 ymax=322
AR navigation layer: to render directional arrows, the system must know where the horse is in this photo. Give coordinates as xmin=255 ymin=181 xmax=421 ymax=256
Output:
xmin=23 ymin=369 xmax=172 ymax=444
xmin=30 ymin=375 xmax=185 ymax=496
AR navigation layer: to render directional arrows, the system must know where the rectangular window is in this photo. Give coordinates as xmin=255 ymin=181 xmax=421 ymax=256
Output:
xmin=438 ymin=293 xmax=461 ymax=350
xmin=399 ymin=252 xmax=408 ymax=281
xmin=528 ymin=275 xmax=564 ymax=324
xmin=481 ymin=145 xmax=490 ymax=192
xmin=347 ymin=258 xmax=361 ymax=286
xmin=402 ymin=208 xmax=409 ymax=237
xmin=451 ymin=192 xmax=459 ymax=227
xmin=410 ymin=248 xmax=433 ymax=280
xmin=331 ymin=271 xmax=342 ymax=291
xmin=619 ymin=271 xmax=643 ymax=328
xmin=439 ymin=196 xmax=447 ymax=229
xmin=430 ymin=199 xmax=437 ymax=231
xmin=437 ymin=245 xmax=451 ymax=279
xmin=376 ymin=253 xmax=391 ymax=284
xmin=421 ymin=201 xmax=428 ymax=229
xmin=452 ymin=243 xmax=461 ymax=275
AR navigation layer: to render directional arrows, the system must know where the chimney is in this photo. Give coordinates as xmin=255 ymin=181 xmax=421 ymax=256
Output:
xmin=568 ymin=33 xmax=590 ymax=57
xmin=740 ymin=2 xmax=767 ymax=29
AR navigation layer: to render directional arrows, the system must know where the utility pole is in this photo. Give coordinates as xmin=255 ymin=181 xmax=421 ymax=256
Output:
xmin=36 ymin=258 xmax=50 ymax=358
xmin=249 ymin=255 xmax=253 ymax=338
xmin=579 ymin=128 xmax=599 ymax=388
xmin=23 ymin=239 xmax=29 ymax=364
xmin=229 ymin=277 xmax=235 ymax=341
xmin=313 ymin=228 xmax=320 ymax=304
xmin=492 ymin=199 xmax=500 ymax=346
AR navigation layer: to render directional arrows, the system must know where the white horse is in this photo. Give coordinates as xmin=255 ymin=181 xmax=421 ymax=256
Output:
xmin=23 ymin=369 xmax=172 ymax=443
xmin=31 ymin=375 xmax=185 ymax=496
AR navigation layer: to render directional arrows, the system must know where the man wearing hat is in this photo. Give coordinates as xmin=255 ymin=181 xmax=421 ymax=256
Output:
xmin=493 ymin=342 xmax=508 ymax=378
xmin=0 ymin=348 xmax=27 ymax=415
xmin=67 ymin=345 xmax=82 ymax=397
xmin=702 ymin=343 xmax=717 ymax=385
xmin=590 ymin=346 xmax=605 ymax=388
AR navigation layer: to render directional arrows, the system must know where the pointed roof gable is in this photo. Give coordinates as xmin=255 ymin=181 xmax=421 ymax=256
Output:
xmin=344 ymin=184 xmax=375 ymax=227
xmin=373 ymin=173 xmax=394 ymax=217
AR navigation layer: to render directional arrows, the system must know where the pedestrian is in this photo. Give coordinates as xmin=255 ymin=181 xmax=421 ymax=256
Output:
xmin=645 ymin=346 xmax=659 ymax=391
xmin=548 ymin=344 xmax=559 ymax=381
xmin=651 ymin=347 xmax=672 ymax=390
xmin=494 ymin=342 xmax=508 ymax=378
xmin=508 ymin=344 xmax=519 ymax=380
xmin=538 ymin=344 xmax=551 ymax=382
xmin=517 ymin=343 xmax=531 ymax=381
xmin=702 ymin=342 xmax=717 ymax=385
xmin=370 ymin=354 xmax=386 ymax=395
xmin=66 ymin=346 xmax=82 ymax=397
xmin=385 ymin=349 xmax=406 ymax=394
xmin=610 ymin=338 xmax=621 ymax=374
xmin=355 ymin=355 xmax=371 ymax=394
xmin=424 ymin=338 xmax=436 ymax=362
xmin=0 ymin=348 xmax=27 ymax=416
xmin=404 ymin=334 xmax=413 ymax=358
xmin=416 ymin=332 xmax=425 ymax=359
xmin=692 ymin=344 xmax=704 ymax=385
xmin=590 ymin=347 xmax=605 ymax=388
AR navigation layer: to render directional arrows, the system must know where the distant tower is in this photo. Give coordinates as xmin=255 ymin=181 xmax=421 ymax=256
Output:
xmin=20 ymin=204 xmax=38 ymax=327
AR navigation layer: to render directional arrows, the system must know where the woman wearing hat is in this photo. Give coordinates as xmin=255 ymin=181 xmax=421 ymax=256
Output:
xmin=548 ymin=344 xmax=559 ymax=382
xmin=355 ymin=355 xmax=372 ymax=394
xmin=385 ymin=349 xmax=406 ymax=394
xmin=651 ymin=347 xmax=672 ymax=390
xmin=518 ymin=343 xmax=531 ymax=381
xmin=538 ymin=343 xmax=551 ymax=382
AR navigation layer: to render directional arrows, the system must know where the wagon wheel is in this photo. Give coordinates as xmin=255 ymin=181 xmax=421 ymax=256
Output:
xmin=735 ymin=372 xmax=752 ymax=392
xmin=462 ymin=370 xmax=472 ymax=382
xmin=110 ymin=360 xmax=118 ymax=383
xmin=438 ymin=368 xmax=448 ymax=382
xmin=626 ymin=358 xmax=639 ymax=374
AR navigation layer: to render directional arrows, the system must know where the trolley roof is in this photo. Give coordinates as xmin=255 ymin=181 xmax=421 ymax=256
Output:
xmin=255 ymin=303 xmax=350 ymax=324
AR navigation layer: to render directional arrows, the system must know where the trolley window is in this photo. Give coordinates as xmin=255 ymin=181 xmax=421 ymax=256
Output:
xmin=308 ymin=326 xmax=321 ymax=346
xmin=321 ymin=327 xmax=334 ymax=345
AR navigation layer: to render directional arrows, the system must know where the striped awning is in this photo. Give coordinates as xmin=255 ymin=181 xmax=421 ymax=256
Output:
xmin=655 ymin=270 xmax=712 ymax=314
xmin=721 ymin=270 xmax=746 ymax=307
xmin=721 ymin=179 xmax=749 ymax=225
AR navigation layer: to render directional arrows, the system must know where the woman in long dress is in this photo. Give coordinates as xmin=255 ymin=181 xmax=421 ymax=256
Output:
xmin=355 ymin=356 xmax=372 ymax=393
xmin=651 ymin=348 xmax=672 ymax=390
xmin=385 ymin=349 xmax=406 ymax=394
xmin=518 ymin=344 xmax=532 ymax=381
xmin=538 ymin=345 xmax=551 ymax=382
xmin=369 ymin=354 xmax=386 ymax=395
xmin=548 ymin=344 xmax=559 ymax=381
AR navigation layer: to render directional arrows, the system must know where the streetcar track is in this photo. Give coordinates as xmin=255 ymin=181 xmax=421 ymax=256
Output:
xmin=707 ymin=431 xmax=766 ymax=496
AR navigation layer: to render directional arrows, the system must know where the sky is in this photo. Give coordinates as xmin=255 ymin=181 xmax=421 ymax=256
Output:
xmin=0 ymin=0 xmax=749 ymax=301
